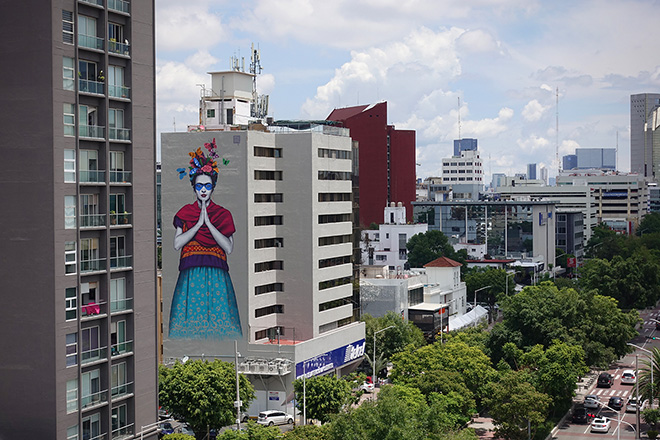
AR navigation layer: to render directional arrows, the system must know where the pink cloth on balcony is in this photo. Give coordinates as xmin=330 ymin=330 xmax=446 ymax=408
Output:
xmin=83 ymin=302 xmax=100 ymax=315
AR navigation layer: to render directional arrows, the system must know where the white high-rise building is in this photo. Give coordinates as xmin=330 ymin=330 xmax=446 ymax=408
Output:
xmin=441 ymin=149 xmax=484 ymax=200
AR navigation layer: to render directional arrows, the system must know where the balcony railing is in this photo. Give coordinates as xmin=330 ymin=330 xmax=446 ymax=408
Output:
xmin=80 ymin=213 xmax=106 ymax=228
xmin=87 ymin=433 xmax=107 ymax=440
xmin=110 ymin=297 xmax=133 ymax=313
xmin=79 ymin=124 xmax=106 ymax=139
xmin=109 ymin=170 xmax=131 ymax=183
xmin=111 ymin=340 xmax=133 ymax=357
xmin=108 ymin=0 xmax=130 ymax=14
xmin=109 ymin=127 xmax=130 ymax=141
xmin=79 ymin=79 xmax=105 ymax=95
xmin=81 ymin=346 xmax=108 ymax=364
xmin=110 ymin=255 xmax=132 ymax=269
xmin=79 ymin=0 xmax=103 ymax=6
xmin=81 ymin=258 xmax=107 ymax=273
xmin=79 ymin=34 xmax=104 ymax=51
xmin=108 ymin=40 xmax=130 ymax=56
xmin=111 ymin=423 xmax=134 ymax=440
xmin=81 ymin=389 xmax=108 ymax=409
xmin=110 ymin=212 xmax=131 ymax=225
xmin=81 ymin=300 xmax=106 ymax=318
xmin=80 ymin=170 xmax=106 ymax=183
xmin=108 ymin=84 xmax=131 ymax=99
xmin=111 ymin=381 xmax=133 ymax=398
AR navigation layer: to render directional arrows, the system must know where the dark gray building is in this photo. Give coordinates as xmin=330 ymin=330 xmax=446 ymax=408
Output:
xmin=453 ymin=138 xmax=478 ymax=156
xmin=563 ymin=154 xmax=577 ymax=171
xmin=0 ymin=2 xmax=158 ymax=439
xmin=631 ymin=93 xmax=660 ymax=178
xmin=555 ymin=211 xmax=584 ymax=260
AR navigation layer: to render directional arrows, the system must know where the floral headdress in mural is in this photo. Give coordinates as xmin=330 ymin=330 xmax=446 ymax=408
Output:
xmin=177 ymin=138 xmax=229 ymax=182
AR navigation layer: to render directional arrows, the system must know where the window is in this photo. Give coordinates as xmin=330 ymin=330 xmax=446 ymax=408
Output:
xmin=66 ymin=287 xmax=77 ymax=321
xmin=112 ymin=404 xmax=128 ymax=435
xmin=255 ymin=304 xmax=284 ymax=318
xmin=110 ymin=151 xmax=126 ymax=182
xmin=65 ymin=241 xmax=77 ymax=274
xmin=80 ymin=238 xmax=100 ymax=271
xmin=62 ymin=10 xmax=74 ymax=44
xmin=110 ymin=236 xmax=127 ymax=268
xmin=318 ymin=234 xmax=351 ymax=246
xmin=408 ymin=287 xmax=423 ymax=306
xmin=254 ymin=170 xmax=282 ymax=180
xmin=255 ymin=326 xmax=284 ymax=341
xmin=111 ymin=362 xmax=128 ymax=396
xmin=318 ymin=213 xmax=351 ymax=224
xmin=254 ymin=193 xmax=283 ymax=203
xmin=79 ymin=105 xmax=100 ymax=138
xmin=254 ymin=146 xmax=282 ymax=157
xmin=111 ymin=320 xmax=128 ymax=355
xmin=79 ymin=149 xmax=99 ymax=183
xmin=81 ymin=326 xmax=100 ymax=362
xmin=318 ymin=148 xmax=351 ymax=159
xmin=66 ymin=333 xmax=78 ymax=367
xmin=318 ymin=255 xmax=351 ymax=269
xmin=206 ymin=109 xmax=215 ymax=118
xmin=78 ymin=15 xmax=99 ymax=50
xmin=318 ymin=171 xmax=351 ymax=180
xmin=319 ymin=297 xmax=351 ymax=312
xmin=82 ymin=413 xmax=101 ymax=440
xmin=318 ymin=193 xmax=351 ymax=202
xmin=66 ymin=379 xmax=78 ymax=413
xmin=254 ymin=238 xmax=283 ymax=249
xmin=319 ymin=276 xmax=352 ymax=290
xmin=64 ymin=103 xmax=75 ymax=137
xmin=110 ymin=193 xmax=126 ymax=224
xmin=254 ymin=215 xmax=283 ymax=226
xmin=67 ymin=425 xmax=78 ymax=440
xmin=64 ymin=195 xmax=76 ymax=229
xmin=80 ymin=194 xmax=99 ymax=227
xmin=109 ymin=108 xmax=127 ymax=140
xmin=110 ymin=278 xmax=127 ymax=312
xmin=63 ymin=57 xmax=74 ymax=90
xmin=78 ymin=59 xmax=99 ymax=94
xmin=255 ymin=283 xmax=284 ymax=295
xmin=64 ymin=149 xmax=76 ymax=182
xmin=254 ymin=260 xmax=283 ymax=272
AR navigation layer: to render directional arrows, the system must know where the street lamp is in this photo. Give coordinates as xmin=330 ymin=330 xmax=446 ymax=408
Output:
xmin=629 ymin=342 xmax=655 ymax=409
xmin=590 ymin=399 xmax=636 ymax=440
xmin=473 ymin=285 xmax=492 ymax=309
xmin=553 ymin=251 xmax=567 ymax=280
xmin=373 ymin=326 xmax=395 ymax=385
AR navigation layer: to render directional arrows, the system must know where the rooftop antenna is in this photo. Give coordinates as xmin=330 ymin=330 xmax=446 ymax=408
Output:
xmin=457 ymin=97 xmax=462 ymax=141
xmin=556 ymin=86 xmax=560 ymax=174
xmin=249 ymin=43 xmax=267 ymax=119
xmin=616 ymin=130 xmax=619 ymax=171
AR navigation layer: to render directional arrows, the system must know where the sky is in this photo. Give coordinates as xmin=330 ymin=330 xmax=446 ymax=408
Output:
xmin=155 ymin=0 xmax=660 ymax=184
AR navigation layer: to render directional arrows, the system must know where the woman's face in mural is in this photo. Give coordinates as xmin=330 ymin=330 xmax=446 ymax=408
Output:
xmin=194 ymin=174 xmax=214 ymax=203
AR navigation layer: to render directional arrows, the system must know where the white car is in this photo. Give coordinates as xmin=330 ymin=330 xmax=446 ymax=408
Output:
xmin=584 ymin=395 xmax=600 ymax=409
xmin=256 ymin=410 xmax=293 ymax=426
xmin=621 ymin=369 xmax=636 ymax=384
xmin=358 ymin=382 xmax=375 ymax=393
xmin=591 ymin=417 xmax=611 ymax=433
xmin=626 ymin=398 xmax=646 ymax=413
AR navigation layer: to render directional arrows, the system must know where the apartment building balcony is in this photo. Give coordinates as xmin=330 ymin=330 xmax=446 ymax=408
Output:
xmin=79 ymin=79 xmax=105 ymax=95
xmin=108 ymin=40 xmax=130 ymax=57
xmin=110 ymin=255 xmax=132 ymax=270
xmin=108 ymin=0 xmax=130 ymax=14
xmin=109 ymin=127 xmax=130 ymax=141
xmin=81 ymin=389 xmax=108 ymax=410
xmin=80 ymin=213 xmax=106 ymax=228
xmin=87 ymin=433 xmax=107 ymax=440
xmin=80 ymin=170 xmax=106 ymax=184
xmin=108 ymin=84 xmax=131 ymax=100
xmin=109 ymin=170 xmax=131 ymax=184
xmin=81 ymin=300 xmax=107 ymax=319
xmin=80 ymin=124 xmax=106 ymax=140
xmin=110 ymin=297 xmax=133 ymax=313
xmin=110 ymin=212 xmax=131 ymax=226
xmin=79 ymin=0 xmax=103 ymax=6
xmin=112 ymin=423 xmax=134 ymax=440
xmin=81 ymin=258 xmax=107 ymax=273
xmin=79 ymin=34 xmax=104 ymax=51
xmin=111 ymin=381 xmax=133 ymax=399
xmin=81 ymin=346 xmax=108 ymax=365
xmin=111 ymin=340 xmax=133 ymax=357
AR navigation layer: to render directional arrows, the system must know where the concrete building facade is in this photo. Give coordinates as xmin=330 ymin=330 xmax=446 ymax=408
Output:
xmin=441 ymin=149 xmax=484 ymax=200
xmin=0 ymin=2 xmax=158 ymax=438
xmin=631 ymin=93 xmax=660 ymax=178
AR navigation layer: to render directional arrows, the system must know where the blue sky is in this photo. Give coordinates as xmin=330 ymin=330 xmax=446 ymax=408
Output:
xmin=155 ymin=0 xmax=660 ymax=183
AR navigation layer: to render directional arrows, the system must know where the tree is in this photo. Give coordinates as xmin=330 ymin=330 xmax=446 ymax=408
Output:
xmin=484 ymin=370 xmax=552 ymax=440
xmin=293 ymin=374 xmax=352 ymax=424
xmin=406 ymin=230 xmax=464 ymax=268
xmin=637 ymin=347 xmax=660 ymax=404
xmin=282 ymin=424 xmax=331 ymax=440
xmin=216 ymin=423 xmax=283 ymax=440
xmin=637 ymin=213 xmax=660 ymax=236
xmin=159 ymin=360 xmax=255 ymax=439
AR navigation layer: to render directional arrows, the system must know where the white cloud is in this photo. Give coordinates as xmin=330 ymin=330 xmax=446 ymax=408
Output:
xmin=456 ymin=29 xmax=500 ymax=54
xmin=184 ymin=50 xmax=219 ymax=71
xmin=156 ymin=4 xmax=227 ymax=52
xmin=517 ymin=134 xmax=550 ymax=152
xmin=522 ymin=99 xmax=547 ymax=122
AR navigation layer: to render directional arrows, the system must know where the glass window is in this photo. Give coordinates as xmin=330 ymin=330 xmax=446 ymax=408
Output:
xmin=63 ymin=57 xmax=74 ymax=90
xmin=111 ymin=362 xmax=127 ymax=396
xmin=66 ymin=287 xmax=77 ymax=321
xmin=66 ymin=425 xmax=78 ymax=440
xmin=78 ymin=15 xmax=96 ymax=38
xmin=62 ymin=11 xmax=74 ymax=44
xmin=81 ymin=327 xmax=100 ymax=362
xmin=207 ymin=109 xmax=215 ymax=118
xmin=110 ymin=278 xmax=126 ymax=311
xmin=64 ymin=195 xmax=76 ymax=229
xmin=112 ymin=404 xmax=128 ymax=434
xmin=108 ymin=22 xmax=123 ymax=41
xmin=64 ymin=149 xmax=76 ymax=183
xmin=63 ymin=104 xmax=75 ymax=137
xmin=65 ymin=241 xmax=77 ymax=274
xmin=66 ymin=333 xmax=77 ymax=367
xmin=66 ymin=379 xmax=78 ymax=413
xmin=82 ymin=413 xmax=100 ymax=440
xmin=109 ymin=108 xmax=124 ymax=129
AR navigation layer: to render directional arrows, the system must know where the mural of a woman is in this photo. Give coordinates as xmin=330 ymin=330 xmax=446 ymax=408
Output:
xmin=169 ymin=139 xmax=242 ymax=339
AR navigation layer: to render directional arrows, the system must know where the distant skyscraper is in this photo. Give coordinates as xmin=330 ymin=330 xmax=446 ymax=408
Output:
xmin=453 ymin=138 xmax=478 ymax=156
xmin=491 ymin=173 xmax=506 ymax=190
xmin=527 ymin=163 xmax=537 ymax=180
xmin=563 ymin=154 xmax=578 ymax=171
xmin=576 ymin=148 xmax=616 ymax=170
xmin=540 ymin=166 xmax=548 ymax=185
xmin=630 ymin=93 xmax=660 ymax=177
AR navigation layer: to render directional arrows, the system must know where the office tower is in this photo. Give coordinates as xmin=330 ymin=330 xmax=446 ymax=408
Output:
xmin=0 ymin=2 xmax=158 ymax=439
xmin=576 ymin=148 xmax=616 ymax=170
xmin=540 ymin=166 xmax=548 ymax=185
xmin=453 ymin=138 xmax=478 ymax=156
xmin=527 ymin=163 xmax=537 ymax=180
xmin=563 ymin=154 xmax=577 ymax=171
xmin=327 ymin=102 xmax=416 ymax=227
xmin=630 ymin=93 xmax=660 ymax=177
xmin=441 ymin=146 xmax=484 ymax=200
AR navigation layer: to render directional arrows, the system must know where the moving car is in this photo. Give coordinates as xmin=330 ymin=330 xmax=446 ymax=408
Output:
xmin=359 ymin=382 xmax=375 ymax=393
xmin=597 ymin=372 xmax=614 ymax=388
xmin=591 ymin=417 xmax=611 ymax=433
xmin=257 ymin=410 xmax=294 ymax=426
xmin=584 ymin=395 xmax=600 ymax=409
xmin=626 ymin=398 xmax=645 ymax=413
xmin=608 ymin=396 xmax=624 ymax=411
xmin=572 ymin=405 xmax=588 ymax=423
xmin=621 ymin=370 xmax=636 ymax=385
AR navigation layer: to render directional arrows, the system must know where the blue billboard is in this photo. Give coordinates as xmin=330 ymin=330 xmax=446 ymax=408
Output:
xmin=295 ymin=339 xmax=366 ymax=379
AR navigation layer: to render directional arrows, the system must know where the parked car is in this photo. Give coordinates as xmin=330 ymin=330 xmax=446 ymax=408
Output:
xmin=358 ymin=382 xmax=375 ymax=393
xmin=591 ymin=417 xmax=611 ymax=433
xmin=621 ymin=369 xmax=636 ymax=385
xmin=158 ymin=407 xmax=172 ymax=420
xmin=157 ymin=422 xmax=175 ymax=438
xmin=597 ymin=372 xmax=614 ymax=388
xmin=240 ymin=411 xmax=250 ymax=422
xmin=257 ymin=410 xmax=294 ymax=426
xmin=608 ymin=396 xmax=624 ymax=411
xmin=178 ymin=424 xmax=195 ymax=436
xmin=572 ymin=405 xmax=589 ymax=423
xmin=584 ymin=395 xmax=600 ymax=409
xmin=626 ymin=398 xmax=645 ymax=413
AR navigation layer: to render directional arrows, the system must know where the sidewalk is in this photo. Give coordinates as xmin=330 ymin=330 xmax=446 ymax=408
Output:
xmin=468 ymin=416 xmax=497 ymax=440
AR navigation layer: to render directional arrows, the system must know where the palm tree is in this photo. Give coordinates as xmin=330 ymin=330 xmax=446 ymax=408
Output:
xmin=637 ymin=347 xmax=660 ymax=405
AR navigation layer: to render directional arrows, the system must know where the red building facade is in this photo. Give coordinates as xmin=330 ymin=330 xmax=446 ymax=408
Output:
xmin=327 ymin=102 xmax=416 ymax=227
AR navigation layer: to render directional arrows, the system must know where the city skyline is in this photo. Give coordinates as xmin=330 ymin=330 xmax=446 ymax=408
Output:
xmin=155 ymin=0 xmax=660 ymax=183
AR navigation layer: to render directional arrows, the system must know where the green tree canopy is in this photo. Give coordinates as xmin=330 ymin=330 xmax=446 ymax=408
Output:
xmin=159 ymin=360 xmax=255 ymax=439
xmin=637 ymin=213 xmax=660 ymax=236
xmin=215 ymin=422 xmax=283 ymax=440
xmin=293 ymin=374 xmax=352 ymax=424
xmin=406 ymin=230 xmax=467 ymax=268
xmin=282 ymin=424 xmax=331 ymax=440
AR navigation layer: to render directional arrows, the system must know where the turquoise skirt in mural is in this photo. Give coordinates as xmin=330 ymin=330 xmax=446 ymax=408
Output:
xmin=169 ymin=266 xmax=242 ymax=340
